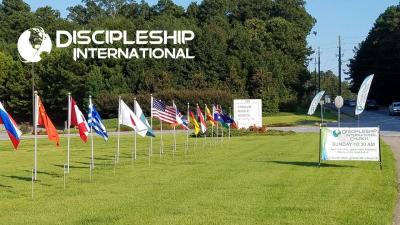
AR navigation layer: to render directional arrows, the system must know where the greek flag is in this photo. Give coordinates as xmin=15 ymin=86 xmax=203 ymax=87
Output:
xmin=88 ymin=99 xmax=108 ymax=141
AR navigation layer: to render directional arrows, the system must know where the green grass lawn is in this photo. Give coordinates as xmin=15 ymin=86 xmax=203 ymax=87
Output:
xmin=264 ymin=108 xmax=338 ymax=127
xmin=0 ymin=133 xmax=396 ymax=225
xmin=101 ymin=108 xmax=339 ymax=132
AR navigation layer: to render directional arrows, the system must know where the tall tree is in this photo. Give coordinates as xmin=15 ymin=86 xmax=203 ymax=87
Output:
xmin=349 ymin=4 xmax=400 ymax=105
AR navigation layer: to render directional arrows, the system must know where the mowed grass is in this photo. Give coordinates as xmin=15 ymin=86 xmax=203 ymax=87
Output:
xmin=264 ymin=109 xmax=338 ymax=127
xmin=101 ymin=108 xmax=338 ymax=131
xmin=0 ymin=133 xmax=396 ymax=225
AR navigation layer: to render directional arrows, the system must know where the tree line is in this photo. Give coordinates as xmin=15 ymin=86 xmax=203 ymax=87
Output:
xmin=348 ymin=4 xmax=400 ymax=105
xmin=0 ymin=0 xmax=316 ymax=123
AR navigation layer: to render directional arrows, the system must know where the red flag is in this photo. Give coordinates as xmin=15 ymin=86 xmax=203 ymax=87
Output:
xmin=196 ymin=105 xmax=207 ymax=133
xmin=37 ymin=98 xmax=60 ymax=146
xmin=70 ymin=98 xmax=89 ymax=142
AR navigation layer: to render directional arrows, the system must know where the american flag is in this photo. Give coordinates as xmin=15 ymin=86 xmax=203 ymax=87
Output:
xmin=152 ymin=98 xmax=176 ymax=124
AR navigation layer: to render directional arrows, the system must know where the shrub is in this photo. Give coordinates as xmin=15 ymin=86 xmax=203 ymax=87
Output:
xmin=190 ymin=126 xmax=294 ymax=137
xmin=19 ymin=122 xmax=31 ymax=134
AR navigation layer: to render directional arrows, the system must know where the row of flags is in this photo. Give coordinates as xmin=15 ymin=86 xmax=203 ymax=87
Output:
xmin=0 ymin=97 xmax=237 ymax=149
xmin=0 ymin=94 xmax=237 ymax=179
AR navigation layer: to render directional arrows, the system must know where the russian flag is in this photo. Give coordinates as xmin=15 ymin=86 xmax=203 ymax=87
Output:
xmin=0 ymin=102 xmax=22 ymax=149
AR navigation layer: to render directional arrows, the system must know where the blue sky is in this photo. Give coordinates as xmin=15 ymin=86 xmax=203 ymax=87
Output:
xmin=26 ymin=0 xmax=399 ymax=78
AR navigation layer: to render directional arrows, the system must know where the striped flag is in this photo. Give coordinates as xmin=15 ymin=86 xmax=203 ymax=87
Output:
xmin=197 ymin=105 xmax=207 ymax=133
xmin=88 ymin=98 xmax=108 ymax=141
xmin=189 ymin=111 xmax=200 ymax=135
xmin=205 ymin=104 xmax=216 ymax=126
xmin=70 ymin=98 xmax=89 ymax=142
xmin=0 ymin=102 xmax=22 ymax=149
xmin=152 ymin=98 xmax=176 ymax=124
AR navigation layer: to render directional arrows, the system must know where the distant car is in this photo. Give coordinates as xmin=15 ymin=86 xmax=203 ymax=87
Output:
xmin=389 ymin=102 xmax=400 ymax=116
xmin=346 ymin=100 xmax=356 ymax=107
xmin=366 ymin=99 xmax=379 ymax=110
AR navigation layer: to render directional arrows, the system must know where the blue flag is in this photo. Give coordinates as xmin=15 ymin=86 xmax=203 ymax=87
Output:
xmin=88 ymin=100 xmax=108 ymax=141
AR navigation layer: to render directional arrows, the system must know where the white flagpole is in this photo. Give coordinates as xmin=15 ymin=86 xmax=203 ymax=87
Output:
xmin=229 ymin=107 xmax=232 ymax=140
xmin=204 ymin=104 xmax=207 ymax=147
xmin=67 ymin=92 xmax=71 ymax=173
xmin=134 ymin=128 xmax=137 ymax=160
xmin=134 ymin=98 xmax=137 ymax=161
xmin=221 ymin=122 xmax=224 ymax=142
xmin=33 ymin=91 xmax=38 ymax=180
xmin=211 ymin=123 xmax=214 ymax=146
xmin=195 ymin=132 xmax=198 ymax=150
xmin=89 ymin=95 xmax=94 ymax=168
xmin=117 ymin=96 xmax=121 ymax=163
xmin=160 ymin=120 xmax=164 ymax=155
xmin=150 ymin=94 xmax=153 ymax=159
xmin=221 ymin=105 xmax=224 ymax=143
xmin=186 ymin=102 xmax=189 ymax=153
xmin=173 ymin=100 xmax=177 ymax=155
xmin=196 ymin=103 xmax=199 ymax=150
xmin=211 ymin=104 xmax=214 ymax=145
xmin=215 ymin=105 xmax=218 ymax=146
xmin=198 ymin=104 xmax=205 ymax=149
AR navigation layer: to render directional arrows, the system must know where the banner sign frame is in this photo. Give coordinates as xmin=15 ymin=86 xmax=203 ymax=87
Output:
xmin=233 ymin=99 xmax=262 ymax=129
xmin=318 ymin=126 xmax=382 ymax=169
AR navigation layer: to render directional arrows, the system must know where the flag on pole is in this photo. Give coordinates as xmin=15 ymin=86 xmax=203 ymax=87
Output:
xmin=231 ymin=120 xmax=238 ymax=129
xmin=152 ymin=99 xmax=176 ymax=124
xmin=189 ymin=111 xmax=200 ymax=135
xmin=36 ymin=97 xmax=59 ymax=146
xmin=218 ymin=106 xmax=235 ymax=128
xmin=119 ymin=99 xmax=148 ymax=137
xmin=213 ymin=105 xmax=224 ymax=122
xmin=88 ymin=99 xmax=108 ymax=141
xmin=176 ymin=109 xmax=189 ymax=130
xmin=205 ymin=105 xmax=216 ymax=126
xmin=307 ymin=91 xmax=325 ymax=115
xmin=70 ymin=98 xmax=89 ymax=142
xmin=355 ymin=74 xmax=374 ymax=116
xmin=173 ymin=103 xmax=188 ymax=130
xmin=0 ymin=102 xmax=22 ymax=149
xmin=220 ymin=113 xmax=235 ymax=128
xmin=134 ymin=100 xmax=155 ymax=137
xmin=197 ymin=105 xmax=207 ymax=133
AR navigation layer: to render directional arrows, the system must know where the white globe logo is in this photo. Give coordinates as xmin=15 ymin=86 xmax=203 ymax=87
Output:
xmin=17 ymin=27 xmax=52 ymax=63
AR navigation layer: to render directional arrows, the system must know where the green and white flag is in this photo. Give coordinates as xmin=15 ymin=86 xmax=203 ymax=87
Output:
xmin=355 ymin=74 xmax=374 ymax=116
xmin=307 ymin=91 xmax=325 ymax=115
xmin=134 ymin=100 xmax=155 ymax=137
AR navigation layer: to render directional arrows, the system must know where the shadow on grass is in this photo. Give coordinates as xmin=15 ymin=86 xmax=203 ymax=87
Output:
xmin=1 ymin=175 xmax=31 ymax=182
xmin=83 ymin=156 xmax=114 ymax=161
xmin=257 ymin=160 xmax=354 ymax=168
xmin=0 ymin=183 xmax=12 ymax=188
xmin=23 ymin=170 xmax=60 ymax=178
xmin=53 ymin=164 xmax=88 ymax=169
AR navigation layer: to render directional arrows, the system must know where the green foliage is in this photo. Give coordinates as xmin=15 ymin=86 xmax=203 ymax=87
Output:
xmin=312 ymin=70 xmax=356 ymax=100
xmin=0 ymin=0 xmax=315 ymax=123
xmin=349 ymin=4 xmax=400 ymax=105
xmin=191 ymin=126 xmax=295 ymax=137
